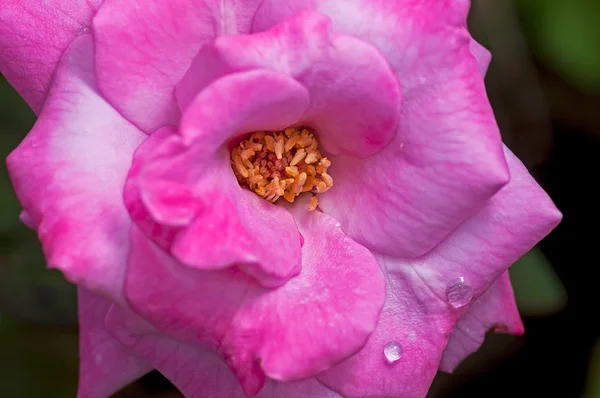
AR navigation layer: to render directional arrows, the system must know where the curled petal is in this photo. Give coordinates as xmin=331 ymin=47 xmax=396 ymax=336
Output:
xmin=177 ymin=11 xmax=401 ymax=157
xmin=125 ymin=70 xmax=311 ymax=287
xmin=255 ymin=0 xmax=509 ymax=260
xmin=319 ymin=263 xmax=453 ymax=398
xmin=470 ymin=39 xmax=492 ymax=76
xmin=77 ymin=288 xmax=151 ymax=398
xmin=0 ymin=0 xmax=101 ymax=113
xmin=439 ymin=272 xmax=524 ymax=372
xmin=179 ymin=69 xmax=311 ymax=146
xmin=404 ymin=147 xmax=561 ymax=307
xmin=318 ymin=147 xmax=560 ymax=398
xmin=6 ymin=36 xmax=146 ymax=302
xmin=124 ymin=201 xmax=384 ymax=395
xmin=106 ymin=307 xmax=341 ymax=398
xmin=92 ymin=0 xmax=263 ymax=132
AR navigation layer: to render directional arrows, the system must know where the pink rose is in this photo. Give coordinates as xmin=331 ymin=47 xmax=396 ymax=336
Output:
xmin=2 ymin=1 xmax=561 ymax=397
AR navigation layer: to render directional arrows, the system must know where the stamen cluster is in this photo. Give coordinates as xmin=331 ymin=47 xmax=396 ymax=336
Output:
xmin=231 ymin=127 xmax=333 ymax=210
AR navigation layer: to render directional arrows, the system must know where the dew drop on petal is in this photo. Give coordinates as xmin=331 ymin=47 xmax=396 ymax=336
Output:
xmin=383 ymin=341 xmax=402 ymax=364
xmin=446 ymin=277 xmax=473 ymax=308
xmin=77 ymin=26 xmax=91 ymax=35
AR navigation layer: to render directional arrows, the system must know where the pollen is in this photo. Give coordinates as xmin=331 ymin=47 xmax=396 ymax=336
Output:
xmin=231 ymin=127 xmax=333 ymax=210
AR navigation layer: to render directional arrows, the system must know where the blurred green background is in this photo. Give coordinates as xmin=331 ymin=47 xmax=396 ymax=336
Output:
xmin=1 ymin=0 xmax=599 ymax=396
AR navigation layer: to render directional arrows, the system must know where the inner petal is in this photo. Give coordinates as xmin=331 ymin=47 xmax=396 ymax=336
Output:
xmin=231 ymin=126 xmax=333 ymax=210
xmin=176 ymin=10 xmax=401 ymax=158
xmin=124 ymin=70 xmax=310 ymax=289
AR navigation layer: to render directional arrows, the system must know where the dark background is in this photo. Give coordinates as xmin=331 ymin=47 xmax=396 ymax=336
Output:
xmin=1 ymin=0 xmax=598 ymax=396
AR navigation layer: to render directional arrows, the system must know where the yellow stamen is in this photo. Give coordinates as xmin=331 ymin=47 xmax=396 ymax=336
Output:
xmin=304 ymin=152 xmax=318 ymax=164
xmin=321 ymin=173 xmax=333 ymax=187
xmin=290 ymin=148 xmax=306 ymax=167
xmin=230 ymin=126 xmax=333 ymax=210
xmin=309 ymin=195 xmax=319 ymax=211
xmin=285 ymin=135 xmax=300 ymax=152
xmin=285 ymin=166 xmax=300 ymax=178
xmin=233 ymin=154 xmax=249 ymax=178
xmin=274 ymin=135 xmax=285 ymax=160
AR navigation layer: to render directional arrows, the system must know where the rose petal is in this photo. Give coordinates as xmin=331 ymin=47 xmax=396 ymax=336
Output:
xmin=92 ymin=0 xmax=263 ymax=132
xmin=106 ymin=306 xmax=342 ymax=398
xmin=470 ymin=39 xmax=492 ymax=76
xmin=6 ymin=35 xmax=146 ymax=301
xmin=253 ymin=0 xmax=509 ymax=259
xmin=439 ymin=271 xmax=524 ymax=372
xmin=318 ymin=147 xmax=560 ymax=397
xmin=0 ymin=0 xmax=101 ymax=113
xmin=124 ymin=201 xmax=384 ymax=395
xmin=179 ymin=69 xmax=310 ymax=145
xmin=125 ymin=70 xmax=310 ymax=287
xmin=404 ymin=147 xmax=561 ymax=306
xmin=77 ymin=288 xmax=151 ymax=398
xmin=177 ymin=11 xmax=401 ymax=157
xmin=318 ymin=262 xmax=452 ymax=398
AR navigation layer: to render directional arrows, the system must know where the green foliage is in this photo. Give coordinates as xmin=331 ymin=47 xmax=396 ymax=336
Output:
xmin=509 ymin=246 xmax=567 ymax=316
xmin=0 ymin=315 xmax=79 ymax=397
xmin=584 ymin=339 xmax=600 ymax=398
xmin=516 ymin=0 xmax=600 ymax=92
xmin=0 ymin=76 xmax=77 ymax=326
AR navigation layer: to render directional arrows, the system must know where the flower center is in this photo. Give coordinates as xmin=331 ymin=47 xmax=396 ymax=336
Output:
xmin=231 ymin=127 xmax=333 ymax=210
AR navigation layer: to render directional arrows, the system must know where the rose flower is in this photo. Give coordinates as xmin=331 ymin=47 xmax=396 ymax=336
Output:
xmin=1 ymin=1 xmax=561 ymax=397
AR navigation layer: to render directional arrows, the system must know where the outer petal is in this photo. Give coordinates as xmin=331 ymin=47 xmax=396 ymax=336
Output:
xmin=405 ymin=147 xmax=561 ymax=307
xmin=0 ymin=0 xmax=101 ymax=113
xmin=318 ymin=147 xmax=560 ymax=398
xmin=6 ymin=35 xmax=146 ymax=301
xmin=254 ymin=0 xmax=509 ymax=259
xmin=177 ymin=11 xmax=401 ymax=157
xmin=319 ymin=263 xmax=453 ymax=398
xmin=125 ymin=71 xmax=310 ymax=287
xmin=470 ymin=40 xmax=492 ymax=76
xmin=105 ymin=307 xmax=341 ymax=398
xmin=439 ymin=271 xmax=524 ymax=372
xmin=77 ymin=288 xmax=151 ymax=398
xmin=124 ymin=202 xmax=385 ymax=395
xmin=92 ymin=0 xmax=263 ymax=132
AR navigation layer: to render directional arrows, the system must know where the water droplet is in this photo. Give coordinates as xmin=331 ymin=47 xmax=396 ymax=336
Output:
xmin=446 ymin=277 xmax=473 ymax=308
xmin=383 ymin=341 xmax=402 ymax=364
xmin=334 ymin=222 xmax=341 ymax=228
xmin=77 ymin=26 xmax=91 ymax=35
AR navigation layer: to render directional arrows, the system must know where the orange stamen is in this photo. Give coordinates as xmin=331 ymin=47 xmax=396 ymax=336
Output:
xmin=231 ymin=127 xmax=333 ymax=210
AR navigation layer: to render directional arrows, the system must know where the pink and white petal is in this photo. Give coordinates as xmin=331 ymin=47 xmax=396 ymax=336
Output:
xmin=77 ymin=288 xmax=151 ymax=398
xmin=318 ymin=261 xmax=453 ymax=398
xmin=404 ymin=146 xmax=561 ymax=307
xmin=179 ymin=69 xmax=310 ymax=146
xmin=439 ymin=271 xmax=524 ymax=372
xmin=125 ymin=71 xmax=310 ymax=287
xmin=0 ymin=0 xmax=101 ymax=113
xmin=177 ymin=11 xmax=401 ymax=157
xmin=470 ymin=39 xmax=492 ymax=76
xmin=124 ymin=202 xmax=384 ymax=395
xmin=106 ymin=307 xmax=341 ymax=398
xmin=6 ymin=35 xmax=146 ymax=302
xmin=254 ymin=0 xmax=508 ymax=259
xmin=92 ymin=0 xmax=263 ymax=132
xmin=318 ymin=148 xmax=559 ymax=398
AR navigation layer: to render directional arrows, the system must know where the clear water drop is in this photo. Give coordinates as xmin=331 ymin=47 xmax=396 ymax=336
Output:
xmin=383 ymin=341 xmax=402 ymax=364
xmin=446 ymin=277 xmax=473 ymax=308
xmin=77 ymin=26 xmax=91 ymax=35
